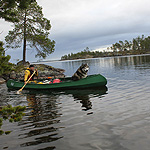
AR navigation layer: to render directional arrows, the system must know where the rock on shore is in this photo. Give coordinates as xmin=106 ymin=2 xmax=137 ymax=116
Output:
xmin=0 ymin=61 xmax=65 ymax=84
xmin=0 ymin=78 xmax=6 ymax=84
xmin=14 ymin=63 xmax=65 ymax=80
xmin=8 ymin=61 xmax=65 ymax=81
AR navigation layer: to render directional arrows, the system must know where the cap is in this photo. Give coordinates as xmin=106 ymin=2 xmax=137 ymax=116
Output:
xmin=29 ymin=65 xmax=34 ymax=68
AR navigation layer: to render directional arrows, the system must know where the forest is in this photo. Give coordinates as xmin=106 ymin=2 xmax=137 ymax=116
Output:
xmin=61 ymin=35 xmax=150 ymax=60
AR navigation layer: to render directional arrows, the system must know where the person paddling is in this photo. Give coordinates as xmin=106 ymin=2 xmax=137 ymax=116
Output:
xmin=24 ymin=65 xmax=38 ymax=84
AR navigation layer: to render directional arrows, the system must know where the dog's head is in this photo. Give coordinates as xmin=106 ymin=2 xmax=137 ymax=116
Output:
xmin=80 ymin=63 xmax=89 ymax=73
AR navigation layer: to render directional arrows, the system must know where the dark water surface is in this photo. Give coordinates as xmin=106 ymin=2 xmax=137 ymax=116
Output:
xmin=0 ymin=55 xmax=150 ymax=150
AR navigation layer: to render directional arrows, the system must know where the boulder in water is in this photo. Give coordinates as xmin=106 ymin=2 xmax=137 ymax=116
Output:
xmin=0 ymin=78 xmax=6 ymax=84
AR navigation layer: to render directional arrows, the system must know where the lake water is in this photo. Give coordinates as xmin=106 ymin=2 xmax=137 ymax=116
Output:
xmin=0 ymin=55 xmax=150 ymax=150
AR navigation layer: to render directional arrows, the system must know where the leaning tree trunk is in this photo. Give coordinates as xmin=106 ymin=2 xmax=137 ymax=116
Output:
xmin=23 ymin=10 xmax=27 ymax=64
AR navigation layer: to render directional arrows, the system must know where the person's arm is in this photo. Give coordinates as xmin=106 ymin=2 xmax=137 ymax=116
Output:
xmin=24 ymin=70 xmax=30 ymax=82
xmin=35 ymin=69 xmax=38 ymax=76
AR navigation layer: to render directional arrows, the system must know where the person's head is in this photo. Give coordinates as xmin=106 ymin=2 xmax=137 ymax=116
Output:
xmin=29 ymin=65 xmax=34 ymax=71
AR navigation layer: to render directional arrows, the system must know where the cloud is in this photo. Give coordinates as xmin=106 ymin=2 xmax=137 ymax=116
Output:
xmin=1 ymin=0 xmax=150 ymax=62
xmin=38 ymin=0 xmax=150 ymax=50
xmin=0 ymin=20 xmax=13 ymax=41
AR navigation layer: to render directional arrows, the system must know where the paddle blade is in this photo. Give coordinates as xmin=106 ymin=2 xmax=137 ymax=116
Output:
xmin=16 ymin=89 xmax=22 ymax=94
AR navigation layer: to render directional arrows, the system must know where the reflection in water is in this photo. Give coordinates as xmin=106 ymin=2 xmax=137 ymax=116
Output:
xmin=0 ymin=55 xmax=150 ymax=150
xmin=61 ymin=55 xmax=150 ymax=77
xmin=18 ymin=87 xmax=108 ymax=149
xmin=113 ymin=55 xmax=150 ymax=69
xmin=0 ymin=84 xmax=8 ymax=105
xmin=65 ymin=86 xmax=108 ymax=111
xmin=25 ymin=86 xmax=108 ymax=111
xmin=20 ymin=93 xmax=63 ymax=150
xmin=27 ymin=94 xmax=43 ymax=122
xmin=74 ymin=94 xmax=92 ymax=111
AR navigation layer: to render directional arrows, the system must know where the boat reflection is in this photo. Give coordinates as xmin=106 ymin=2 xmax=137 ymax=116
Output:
xmin=64 ymin=86 xmax=107 ymax=111
xmin=19 ymin=86 xmax=107 ymax=148
xmin=25 ymin=86 xmax=108 ymax=111
xmin=73 ymin=93 xmax=92 ymax=110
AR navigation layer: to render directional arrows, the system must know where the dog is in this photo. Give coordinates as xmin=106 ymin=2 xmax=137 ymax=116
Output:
xmin=72 ymin=64 xmax=89 ymax=81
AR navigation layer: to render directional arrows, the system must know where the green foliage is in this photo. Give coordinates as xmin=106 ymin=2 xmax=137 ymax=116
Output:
xmin=14 ymin=64 xmax=26 ymax=73
xmin=0 ymin=130 xmax=4 ymax=135
xmin=0 ymin=0 xmax=36 ymax=22
xmin=5 ymin=1 xmax=55 ymax=62
xmin=0 ymin=41 xmax=13 ymax=76
xmin=0 ymin=105 xmax=26 ymax=135
xmin=61 ymin=47 xmax=112 ymax=60
xmin=109 ymin=35 xmax=150 ymax=55
xmin=61 ymin=35 xmax=150 ymax=60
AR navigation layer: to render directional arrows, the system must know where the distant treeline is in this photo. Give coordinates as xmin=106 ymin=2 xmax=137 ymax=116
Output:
xmin=61 ymin=35 xmax=150 ymax=60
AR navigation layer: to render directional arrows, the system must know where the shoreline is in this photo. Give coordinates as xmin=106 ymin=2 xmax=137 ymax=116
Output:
xmin=0 ymin=63 xmax=65 ymax=84
xmin=60 ymin=53 xmax=150 ymax=61
xmin=1 ymin=54 xmax=150 ymax=84
xmin=32 ymin=53 xmax=150 ymax=64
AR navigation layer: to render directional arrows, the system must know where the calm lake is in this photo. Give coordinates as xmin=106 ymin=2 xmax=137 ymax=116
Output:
xmin=0 ymin=55 xmax=150 ymax=150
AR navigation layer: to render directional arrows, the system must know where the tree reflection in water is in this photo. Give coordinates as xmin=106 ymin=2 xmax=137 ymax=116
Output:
xmin=19 ymin=86 xmax=107 ymax=149
xmin=20 ymin=93 xmax=63 ymax=150
xmin=27 ymin=94 xmax=43 ymax=122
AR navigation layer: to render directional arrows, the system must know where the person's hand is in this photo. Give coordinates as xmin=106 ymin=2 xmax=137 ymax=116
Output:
xmin=35 ymin=69 xmax=37 ymax=72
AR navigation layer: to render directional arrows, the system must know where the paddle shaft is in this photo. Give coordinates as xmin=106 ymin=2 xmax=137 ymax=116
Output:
xmin=18 ymin=70 xmax=36 ymax=92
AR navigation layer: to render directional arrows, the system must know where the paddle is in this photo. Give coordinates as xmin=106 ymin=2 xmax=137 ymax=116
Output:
xmin=17 ymin=70 xmax=36 ymax=94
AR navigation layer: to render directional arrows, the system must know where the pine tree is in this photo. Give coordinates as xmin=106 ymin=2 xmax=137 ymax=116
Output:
xmin=0 ymin=41 xmax=12 ymax=76
xmin=5 ymin=2 xmax=55 ymax=63
xmin=0 ymin=0 xmax=36 ymax=22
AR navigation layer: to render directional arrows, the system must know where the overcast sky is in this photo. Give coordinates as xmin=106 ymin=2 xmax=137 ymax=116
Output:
xmin=0 ymin=0 xmax=150 ymax=63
